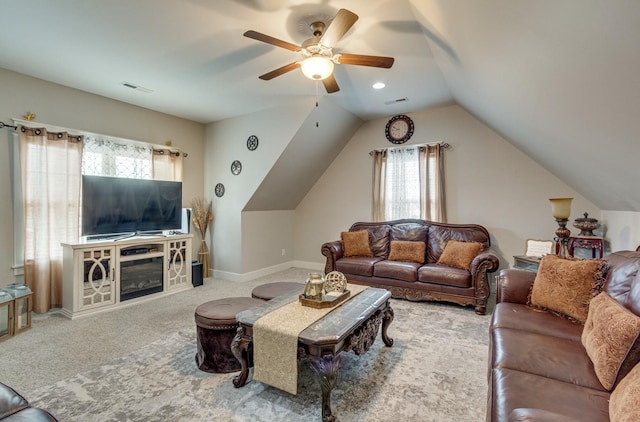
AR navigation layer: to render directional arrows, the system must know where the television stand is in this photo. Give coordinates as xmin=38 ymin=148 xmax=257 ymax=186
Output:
xmin=61 ymin=234 xmax=193 ymax=319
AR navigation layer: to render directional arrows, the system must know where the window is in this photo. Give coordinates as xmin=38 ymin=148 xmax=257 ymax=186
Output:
xmin=372 ymin=143 xmax=446 ymax=222
xmin=82 ymin=137 xmax=152 ymax=179
xmin=13 ymin=123 xmax=184 ymax=312
xmin=384 ymin=147 xmax=421 ymax=220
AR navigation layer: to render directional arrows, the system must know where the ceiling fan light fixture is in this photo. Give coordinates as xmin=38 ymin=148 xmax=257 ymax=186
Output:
xmin=301 ymin=56 xmax=334 ymax=80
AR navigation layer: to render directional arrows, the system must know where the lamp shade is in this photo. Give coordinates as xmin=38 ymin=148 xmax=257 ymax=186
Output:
xmin=300 ymin=56 xmax=334 ymax=80
xmin=549 ymin=198 xmax=573 ymax=219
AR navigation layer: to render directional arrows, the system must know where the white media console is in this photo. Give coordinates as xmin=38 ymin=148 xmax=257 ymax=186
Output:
xmin=61 ymin=234 xmax=193 ymax=319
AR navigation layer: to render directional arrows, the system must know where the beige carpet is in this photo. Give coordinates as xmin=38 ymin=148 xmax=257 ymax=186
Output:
xmin=1 ymin=268 xmax=492 ymax=421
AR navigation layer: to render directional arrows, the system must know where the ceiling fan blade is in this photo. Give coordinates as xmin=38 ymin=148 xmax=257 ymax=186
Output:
xmin=258 ymin=62 xmax=301 ymax=80
xmin=244 ymin=30 xmax=300 ymax=52
xmin=320 ymin=9 xmax=358 ymax=48
xmin=322 ymin=74 xmax=340 ymax=93
xmin=336 ymin=53 xmax=395 ymax=68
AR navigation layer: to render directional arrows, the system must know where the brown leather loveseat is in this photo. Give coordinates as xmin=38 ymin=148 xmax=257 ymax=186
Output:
xmin=488 ymin=250 xmax=640 ymax=421
xmin=321 ymin=219 xmax=500 ymax=315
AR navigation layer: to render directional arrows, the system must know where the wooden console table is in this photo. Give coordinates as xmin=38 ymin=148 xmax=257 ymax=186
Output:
xmin=231 ymin=288 xmax=394 ymax=422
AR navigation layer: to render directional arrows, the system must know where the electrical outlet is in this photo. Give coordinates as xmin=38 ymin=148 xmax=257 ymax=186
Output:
xmin=281 ymin=248 xmax=286 ymax=256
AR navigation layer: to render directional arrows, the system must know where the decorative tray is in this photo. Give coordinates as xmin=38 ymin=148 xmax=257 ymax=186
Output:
xmin=299 ymin=290 xmax=351 ymax=309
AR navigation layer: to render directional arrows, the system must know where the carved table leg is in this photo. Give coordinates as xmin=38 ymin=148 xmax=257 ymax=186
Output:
xmin=311 ymin=354 xmax=342 ymax=422
xmin=231 ymin=326 xmax=251 ymax=388
xmin=381 ymin=304 xmax=395 ymax=347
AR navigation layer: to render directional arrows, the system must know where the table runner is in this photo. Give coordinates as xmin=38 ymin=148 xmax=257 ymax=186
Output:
xmin=253 ymin=283 xmax=369 ymax=394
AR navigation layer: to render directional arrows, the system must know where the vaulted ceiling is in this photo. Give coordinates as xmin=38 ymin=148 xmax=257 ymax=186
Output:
xmin=1 ymin=0 xmax=639 ymax=211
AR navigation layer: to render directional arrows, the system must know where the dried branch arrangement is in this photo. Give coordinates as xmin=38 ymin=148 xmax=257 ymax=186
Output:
xmin=191 ymin=197 xmax=213 ymax=238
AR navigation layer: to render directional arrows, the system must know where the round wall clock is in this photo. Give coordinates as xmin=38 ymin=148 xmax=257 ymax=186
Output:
xmin=247 ymin=135 xmax=259 ymax=151
xmin=215 ymin=183 xmax=225 ymax=197
xmin=385 ymin=114 xmax=414 ymax=144
xmin=231 ymin=160 xmax=242 ymax=175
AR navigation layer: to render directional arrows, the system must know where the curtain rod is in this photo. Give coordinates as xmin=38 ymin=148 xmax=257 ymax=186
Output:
xmin=369 ymin=142 xmax=451 ymax=156
xmin=2 ymin=119 xmax=189 ymax=157
xmin=0 ymin=120 xmax=18 ymax=130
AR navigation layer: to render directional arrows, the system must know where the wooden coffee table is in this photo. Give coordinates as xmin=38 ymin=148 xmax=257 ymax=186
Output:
xmin=231 ymin=287 xmax=394 ymax=422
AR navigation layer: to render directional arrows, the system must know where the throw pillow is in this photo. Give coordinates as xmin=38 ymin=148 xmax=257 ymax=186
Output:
xmin=341 ymin=230 xmax=373 ymax=257
xmin=610 ymin=363 xmax=640 ymax=422
xmin=582 ymin=292 xmax=640 ymax=390
xmin=436 ymin=240 xmax=483 ymax=270
xmin=528 ymin=255 xmax=607 ymax=323
xmin=388 ymin=240 xmax=426 ymax=263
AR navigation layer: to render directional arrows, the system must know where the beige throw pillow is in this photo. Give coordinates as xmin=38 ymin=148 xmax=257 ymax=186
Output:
xmin=528 ymin=255 xmax=606 ymax=323
xmin=582 ymin=292 xmax=640 ymax=390
xmin=436 ymin=240 xmax=483 ymax=270
xmin=610 ymin=363 xmax=640 ymax=421
xmin=341 ymin=230 xmax=372 ymax=257
xmin=388 ymin=241 xmax=426 ymax=264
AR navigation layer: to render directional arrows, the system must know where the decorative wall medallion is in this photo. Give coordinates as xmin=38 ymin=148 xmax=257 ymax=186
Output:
xmin=231 ymin=160 xmax=242 ymax=175
xmin=247 ymin=135 xmax=259 ymax=151
xmin=215 ymin=183 xmax=225 ymax=197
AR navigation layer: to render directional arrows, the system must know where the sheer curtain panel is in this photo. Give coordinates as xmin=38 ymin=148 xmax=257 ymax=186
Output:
xmin=19 ymin=126 xmax=83 ymax=313
xmin=153 ymin=149 xmax=183 ymax=181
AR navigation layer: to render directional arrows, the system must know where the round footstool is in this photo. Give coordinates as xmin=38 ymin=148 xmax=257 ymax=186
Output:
xmin=251 ymin=281 xmax=305 ymax=301
xmin=195 ymin=297 xmax=264 ymax=373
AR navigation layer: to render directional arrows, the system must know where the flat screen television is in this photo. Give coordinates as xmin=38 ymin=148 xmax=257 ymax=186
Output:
xmin=81 ymin=175 xmax=182 ymax=237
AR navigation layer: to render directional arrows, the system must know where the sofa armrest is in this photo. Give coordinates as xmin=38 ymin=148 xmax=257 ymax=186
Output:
xmin=467 ymin=249 xmax=500 ymax=315
xmin=470 ymin=249 xmax=500 ymax=276
xmin=497 ymin=268 xmax=536 ymax=304
xmin=321 ymin=240 xmax=344 ymax=275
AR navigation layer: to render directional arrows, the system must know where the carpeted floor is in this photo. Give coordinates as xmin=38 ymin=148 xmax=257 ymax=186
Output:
xmin=2 ymin=268 xmax=492 ymax=421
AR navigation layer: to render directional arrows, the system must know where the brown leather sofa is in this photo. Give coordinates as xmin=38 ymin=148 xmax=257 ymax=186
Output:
xmin=488 ymin=250 xmax=640 ymax=421
xmin=321 ymin=219 xmax=500 ymax=315
xmin=0 ymin=382 xmax=57 ymax=421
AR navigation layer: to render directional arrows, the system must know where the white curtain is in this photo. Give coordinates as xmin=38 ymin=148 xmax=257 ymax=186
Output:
xmin=19 ymin=126 xmax=83 ymax=313
xmin=153 ymin=150 xmax=183 ymax=181
xmin=371 ymin=143 xmax=446 ymax=222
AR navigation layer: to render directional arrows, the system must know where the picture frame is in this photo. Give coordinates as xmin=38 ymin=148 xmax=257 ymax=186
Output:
xmin=524 ymin=239 xmax=554 ymax=258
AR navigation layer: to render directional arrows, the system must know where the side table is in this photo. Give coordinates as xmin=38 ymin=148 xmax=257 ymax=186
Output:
xmin=567 ymin=236 xmax=605 ymax=258
xmin=513 ymin=255 xmax=541 ymax=272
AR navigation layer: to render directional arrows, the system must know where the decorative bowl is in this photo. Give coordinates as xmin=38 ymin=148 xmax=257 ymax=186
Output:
xmin=573 ymin=212 xmax=600 ymax=236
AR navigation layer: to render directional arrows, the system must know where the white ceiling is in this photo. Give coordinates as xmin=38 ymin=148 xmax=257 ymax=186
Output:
xmin=2 ymin=0 xmax=640 ymax=211
xmin=0 ymin=0 xmax=452 ymax=123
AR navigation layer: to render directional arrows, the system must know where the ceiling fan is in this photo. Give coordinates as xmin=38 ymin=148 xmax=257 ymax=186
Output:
xmin=244 ymin=8 xmax=395 ymax=93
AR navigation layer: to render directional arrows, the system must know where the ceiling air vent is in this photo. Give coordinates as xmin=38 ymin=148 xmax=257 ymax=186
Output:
xmin=121 ymin=82 xmax=154 ymax=93
xmin=384 ymin=97 xmax=409 ymax=105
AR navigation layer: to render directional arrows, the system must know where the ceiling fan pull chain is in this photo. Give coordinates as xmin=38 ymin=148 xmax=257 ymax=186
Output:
xmin=315 ymin=81 xmax=320 ymax=127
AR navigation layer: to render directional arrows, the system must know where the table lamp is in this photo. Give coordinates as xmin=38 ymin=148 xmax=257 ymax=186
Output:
xmin=549 ymin=198 xmax=573 ymax=257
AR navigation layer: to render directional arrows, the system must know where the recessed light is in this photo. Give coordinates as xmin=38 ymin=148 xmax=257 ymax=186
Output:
xmin=372 ymin=82 xmax=386 ymax=89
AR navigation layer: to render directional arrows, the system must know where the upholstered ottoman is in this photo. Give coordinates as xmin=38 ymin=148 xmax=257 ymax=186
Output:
xmin=195 ymin=297 xmax=264 ymax=373
xmin=251 ymin=281 xmax=305 ymax=301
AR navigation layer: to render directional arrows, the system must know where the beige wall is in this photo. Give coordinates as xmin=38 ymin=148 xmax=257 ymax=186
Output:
xmin=0 ymin=68 xmax=205 ymax=285
xmin=204 ymin=99 xmax=314 ymax=277
xmin=242 ymin=210 xmax=295 ymax=274
xmin=601 ymin=210 xmax=640 ymax=252
xmin=294 ymin=104 xmax=601 ymax=270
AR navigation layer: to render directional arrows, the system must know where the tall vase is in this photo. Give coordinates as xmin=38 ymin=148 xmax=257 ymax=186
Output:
xmin=198 ymin=239 xmax=210 ymax=278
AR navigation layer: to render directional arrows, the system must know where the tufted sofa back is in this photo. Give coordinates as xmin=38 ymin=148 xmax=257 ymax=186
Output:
xmin=348 ymin=219 xmax=491 ymax=264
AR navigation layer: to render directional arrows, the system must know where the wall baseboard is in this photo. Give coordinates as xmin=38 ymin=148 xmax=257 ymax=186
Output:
xmin=210 ymin=260 xmax=324 ymax=282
